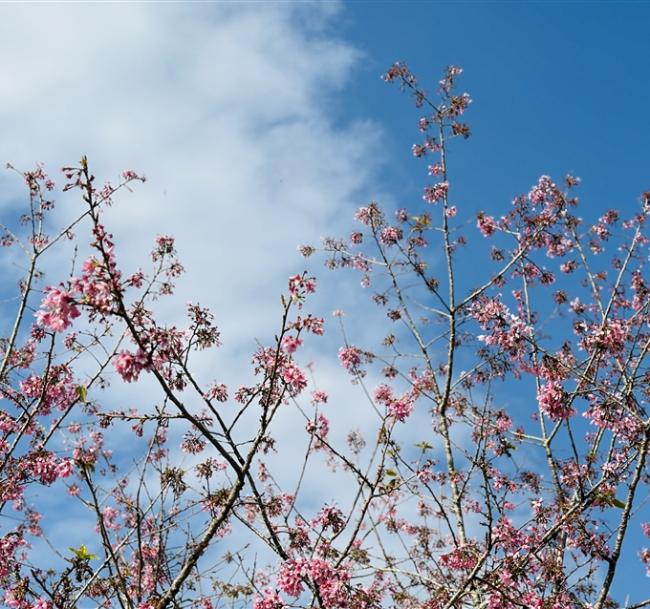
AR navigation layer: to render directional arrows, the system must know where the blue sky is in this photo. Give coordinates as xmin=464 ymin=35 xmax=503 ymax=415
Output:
xmin=336 ymin=3 xmax=649 ymax=599
xmin=337 ymin=3 xmax=648 ymax=598
xmin=339 ymin=1 xmax=650 ymax=220
xmin=1 ymin=1 xmax=649 ymax=606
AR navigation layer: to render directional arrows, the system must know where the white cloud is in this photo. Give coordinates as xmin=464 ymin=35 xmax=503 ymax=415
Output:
xmin=0 ymin=0 xmax=400 ymax=576
xmin=0 ymin=1 xmax=384 ymax=354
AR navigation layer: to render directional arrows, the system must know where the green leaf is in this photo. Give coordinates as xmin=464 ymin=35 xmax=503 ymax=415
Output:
xmin=385 ymin=468 xmax=398 ymax=477
xmin=75 ymin=385 xmax=88 ymax=403
xmin=69 ymin=544 xmax=97 ymax=561
xmin=411 ymin=215 xmax=431 ymax=228
xmin=78 ymin=460 xmax=95 ymax=475
xmin=415 ymin=441 xmax=433 ymax=451
xmin=595 ymin=491 xmax=626 ymax=509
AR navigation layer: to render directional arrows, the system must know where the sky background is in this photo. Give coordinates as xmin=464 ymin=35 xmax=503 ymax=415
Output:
xmin=1 ymin=1 xmax=649 ymax=605
xmin=343 ymin=1 xmax=650 ymax=219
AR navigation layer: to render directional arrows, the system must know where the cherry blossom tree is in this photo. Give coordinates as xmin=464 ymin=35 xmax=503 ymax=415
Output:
xmin=1 ymin=64 xmax=649 ymax=609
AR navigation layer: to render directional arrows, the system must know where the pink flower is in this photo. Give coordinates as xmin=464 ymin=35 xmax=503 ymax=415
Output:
xmin=281 ymin=335 xmax=302 ymax=354
xmin=56 ymin=459 xmax=74 ymax=478
xmin=537 ymin=380 xmax=574 ymax=421
xmin=181 ymin=434 xmax=207 ymax=454
xmin=412 ymin=144 xmax=427 ymax=157
xmin=101 ymin=506 xmax=120 ymax=531
xmin=311 ymin=390 xmax=328 ymax=404
xmin=388 ymin=397 xmax=414 ymax=422
xmin=300 ymin=314 xmax=324 ymax=335
xmin=495 ymin=411 xmax=512 ymax=433
xmin=306 ymin=414 xmax=329 ymax=448
xmin=205 ymin=383 xmax=228 ymax=402
xmin=641 ymin=547 xmax=650 ymax=576
xmin=528 ymin=175 xmax=554 ymax=204
xmin=254 ymin=589 xmax=285 ymax=609
xmin=312 ymin=505 xmax=344 ymax=533
xmin=281 ymin=363 xmax=307 ymax=395
xmin=287 ymin=275 xmax=317 ymax=306
xmin=423 ymin=181 xmax=449 ymax=204
xmin=305 ymin=559 xmax=350 ymax=607
xmin=338 ymin=345 xmax=362 ymax=372
xmin=278 ymin=559 xmax=305 ymax=597
xmin=127 ymin=270 xmax=145 ymax=287
xmin=29 ymin=452 xmax=60 ymax=484
xmin=395 ymin=208 xmax=408 ymax=222
xmin=355 ymin=202 xmax=383 ymax=226
xmin=122 ymin=169 xmax=145 ymax=182
xmin=374 ymin=384 xmax=394 ymax=404
xmin=152 ymin=235 xmax=175 ymax=261
xmin=36 ymin=287 xmax=80 ymax=332
xmin=477 ymin=212 xmax=498 ymax=237
xmin=380 ymin=226 xmax=403 ymax=245
xmin=113 ymin=349 xmax=149 ymax=383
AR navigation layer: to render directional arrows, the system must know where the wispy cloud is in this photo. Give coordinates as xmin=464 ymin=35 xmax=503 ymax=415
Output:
xmin=0 ymin=1 xmax=384 ymax=355
xmin=0 ymin=1 xmax=396 ymax=566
